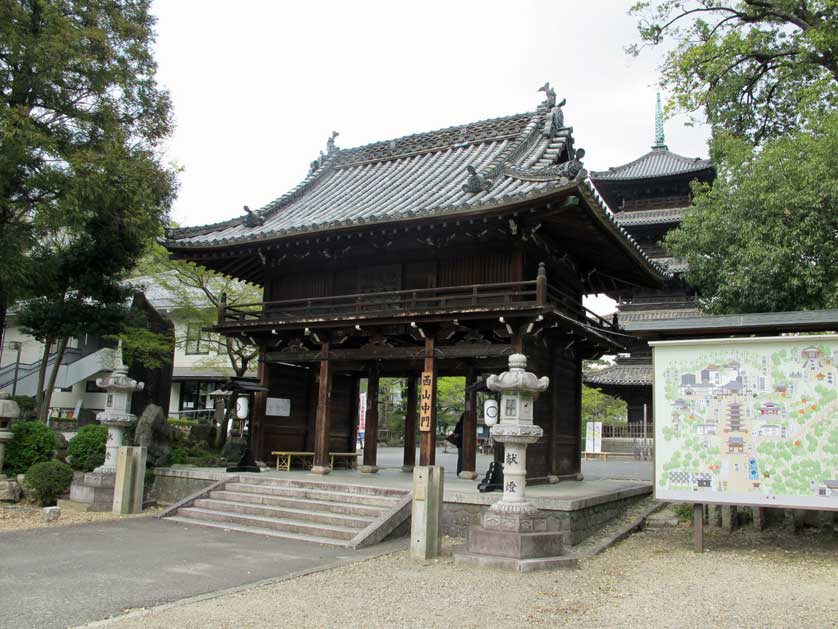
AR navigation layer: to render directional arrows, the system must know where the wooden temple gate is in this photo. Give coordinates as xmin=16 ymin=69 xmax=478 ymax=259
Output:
xmin=164 ymin=97 xmax=668 ymax=480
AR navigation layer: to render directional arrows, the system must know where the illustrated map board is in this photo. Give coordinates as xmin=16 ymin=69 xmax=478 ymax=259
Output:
xmin=651 ymin=335 xmax=838 ymax=511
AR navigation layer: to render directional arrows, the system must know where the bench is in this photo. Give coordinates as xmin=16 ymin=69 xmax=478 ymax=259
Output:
xmin=330 ymin=452 xmax=360 ymax=469
xmin=272 ymin=451 xmax=314 ymax=471
xmin=581 ymin=451 xmax=637 ymax=461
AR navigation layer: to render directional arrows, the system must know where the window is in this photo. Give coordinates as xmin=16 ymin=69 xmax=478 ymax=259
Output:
xmin=86 ymin=380 xmax=103 ymax=393
xmin=185 ymin=324 xmax=210 ymax=355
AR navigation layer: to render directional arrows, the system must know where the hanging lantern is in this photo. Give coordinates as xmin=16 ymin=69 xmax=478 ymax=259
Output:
xmin=236 ymin=395 xmax=250 ymax=420
xmin=483 ymin=399 xmax=499 ymax=426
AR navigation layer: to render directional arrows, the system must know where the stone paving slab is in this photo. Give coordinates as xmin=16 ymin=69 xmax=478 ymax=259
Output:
xmin=0 ymin=516 xmax=403 ymax=629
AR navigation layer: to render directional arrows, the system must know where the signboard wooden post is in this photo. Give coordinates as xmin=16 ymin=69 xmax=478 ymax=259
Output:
xmin=419 ymin=371 xmax=433 ymax=432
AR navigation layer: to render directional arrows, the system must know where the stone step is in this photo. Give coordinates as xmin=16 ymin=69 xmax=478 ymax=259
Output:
xmin=236 ymin=475 xmax=409 ymax=497
xmin=644 ymin=514 xmax=680 ymax=529
xmin=224 ymin=482 xmax=403 ymax=508
xmin=209 ymin=490 xmax=387 ymax=518
xmin=164 ymin=515 xmax=349 ymax=547
xmin=176 ymin=506 xmax=359 ymax=541
xmin=192 ymin=498 xmax=373 ymax=529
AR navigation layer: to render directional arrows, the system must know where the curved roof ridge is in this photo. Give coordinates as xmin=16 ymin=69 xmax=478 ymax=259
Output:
xmin=590 ymin=147 xmax=712 ymax=182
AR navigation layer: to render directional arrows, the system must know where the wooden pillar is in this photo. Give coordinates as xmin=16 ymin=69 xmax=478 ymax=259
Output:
xmin=312 ymin=338 xmax=332 ymax=474
xmin=460 ymin=364 xmax=478 ymax=479
xmin=361 ymin=363 xmax=380 ymax=473
xmin=694 ymin=503 xmax=704 ymax=553
xmin=403 ymin=375 xmax=418 ymax=472
xmin=419 ymin=335 xmax=437 ymax=466
xmin=251 ymin=352 xmax=269 ymax=462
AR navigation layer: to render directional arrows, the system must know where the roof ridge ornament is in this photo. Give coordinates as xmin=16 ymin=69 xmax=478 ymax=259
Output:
xmin=461 ymin=165 xmax=492 ymax=194
xmin=538 ymin=82 xmax=567 ymax=138
xmin=327 ymin=130 xmax=340 ymax=154
xmin=242 ymin=205 xmax=265 ymax=228
xmin=652 ymin=92 xmax=668 ymax=151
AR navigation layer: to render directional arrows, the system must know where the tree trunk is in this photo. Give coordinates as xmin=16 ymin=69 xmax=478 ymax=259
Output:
xmin=213 ymin=397 xmax=233 ymax=450
xmin=35 ymin=337 xmax=52 ymax=415
xmin=39 ymin=337 xmax=67 ymax=422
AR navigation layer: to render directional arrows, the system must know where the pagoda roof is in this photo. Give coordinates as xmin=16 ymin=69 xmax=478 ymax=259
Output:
xmin=590 ymin=147 xmax=712 ymax=183
xmin=162 ymin=104 xmax=668 ymax=284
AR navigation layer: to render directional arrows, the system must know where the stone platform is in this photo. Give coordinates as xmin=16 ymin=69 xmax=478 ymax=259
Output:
xmin=67 ymin=472 xmax=116 ymax=512
xmin=149 ymin=466 xmax=651 ymax=547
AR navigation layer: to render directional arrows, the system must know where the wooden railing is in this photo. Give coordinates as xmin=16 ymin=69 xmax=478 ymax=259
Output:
xmin=220 ymin=279 xmax=540 ymax=324
xmin=216 ymin=263 xmax=618 ymax=333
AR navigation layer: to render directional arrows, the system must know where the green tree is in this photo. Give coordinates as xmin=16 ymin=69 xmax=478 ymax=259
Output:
xmin=665 ymin=114 xmax=838 ymax=313
xmin=630 ymin=0 xmax=838 ymax=142
xmin=631 ymin=1 xmax=838 ymax=313
xmin=581 ymin=384 xmax=628 ymax=428
xmin=0 ymin=0 xmax=175 ymax=342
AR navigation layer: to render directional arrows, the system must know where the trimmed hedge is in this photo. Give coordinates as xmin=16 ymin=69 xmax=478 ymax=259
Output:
xmin=3 ymin=421 xmax=58 ymax=475
xmin=67 ymin=424 xmax=108 ymax=472
xmin=25 ymin=460 xmax=74 ymax=506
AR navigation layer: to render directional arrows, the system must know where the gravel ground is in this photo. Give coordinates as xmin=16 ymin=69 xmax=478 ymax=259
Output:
xmin=102 ymin=525 xmax=838 ymax=629
xmin=0 ymin=503 xmax=160 ymax=532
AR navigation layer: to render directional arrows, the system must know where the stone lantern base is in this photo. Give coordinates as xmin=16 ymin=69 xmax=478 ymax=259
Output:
xmin=453 ymin=508 xmax=577 ymax=572
xmin=64 ymin=472 xmax=116 ymax=512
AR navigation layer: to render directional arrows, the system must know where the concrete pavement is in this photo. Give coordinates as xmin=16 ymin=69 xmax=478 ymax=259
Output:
xmin=0 ymin=516 xmax=403 ymax=629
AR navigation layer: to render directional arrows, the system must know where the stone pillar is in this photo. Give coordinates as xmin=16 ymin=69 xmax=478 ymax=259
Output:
xmin=402 ymin=375 xmax=417 ymax=472
xmin=410 ymin=465 xmax=444 ymax=560
xmin=360 ymin=363 xmax=379 ymax=473
xmin=454 ymin=354 xmax=575 ymax=571
xmin=460 ymin=364 xmax=477 ymax=480
xmin=312 ymin=338 xmax=333 ymax=475
xmin=0 ymin=393 xmax=19 ymax=476
xmin=0 ymin=394 xmax=21 ymax=501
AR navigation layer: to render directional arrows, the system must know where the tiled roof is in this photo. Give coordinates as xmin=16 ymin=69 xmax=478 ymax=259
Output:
xmin=161 ymin=106 xmax=668 ymax=281
xmin=584 ymin=364 xmax=652 ymax=387
xmin=619 ymin=308 xmax=702 ymax=323
xmin=614 ymin=207 xmax=687 ymax=227
xmin=590 ymin=148 xmax=712 ymax=182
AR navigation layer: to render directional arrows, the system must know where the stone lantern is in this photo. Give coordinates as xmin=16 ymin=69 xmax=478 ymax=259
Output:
xmin=67 ymin=344 xmax=144 ymax=511
xmin=94 ymin=353 xmax=144 ymax=475
xmin=0 ymin=393 xmax=21 ymax=501
xmin=454 ymin=353 xmax=575 ymax=571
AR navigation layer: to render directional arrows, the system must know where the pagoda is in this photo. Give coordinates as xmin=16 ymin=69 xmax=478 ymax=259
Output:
xmin=585 ymin=94 xmax=714 ymax=425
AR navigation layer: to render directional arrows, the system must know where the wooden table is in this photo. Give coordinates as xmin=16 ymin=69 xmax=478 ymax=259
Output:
xmin=329 ymin=452 xmax=360 ymax=469
xmin=272 ymin=451 xmax=315 ymax=471
xmin=581 ymin=451 xmax=636 ymax=461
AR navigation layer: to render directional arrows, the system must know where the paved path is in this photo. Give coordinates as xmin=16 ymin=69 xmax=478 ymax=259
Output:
xmin=373 ymin=446 xmax=652 ymax=481
xmin=0 ymin=516 xmax=402 ymax=629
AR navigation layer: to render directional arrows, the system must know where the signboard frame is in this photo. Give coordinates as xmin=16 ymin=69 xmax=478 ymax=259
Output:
xmin=651 ymin=335 xmax=838 ymax=512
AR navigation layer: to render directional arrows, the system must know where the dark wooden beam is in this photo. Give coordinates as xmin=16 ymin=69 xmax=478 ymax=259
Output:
xmin=264 ymin=343 xmax=514 ymax=364
xmin=312 ymin=337 xmax=332 ymax=474
xmin=419 ymin=335 xmax=437 ymax=466
xmin=403 ymin=375 xmax=417 ymax=471
xmin=362 ymin=362 xmax=380 ymax=470
xmin=461 ymin=363 xmax=478 ymax=479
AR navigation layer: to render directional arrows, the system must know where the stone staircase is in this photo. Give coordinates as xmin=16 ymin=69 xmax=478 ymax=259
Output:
xmin=159 ymin=475 xmax=412 ymax=549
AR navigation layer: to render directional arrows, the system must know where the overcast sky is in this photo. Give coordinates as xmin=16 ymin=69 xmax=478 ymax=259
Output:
xmin=152 ymin=0 xmax=711 ymax=230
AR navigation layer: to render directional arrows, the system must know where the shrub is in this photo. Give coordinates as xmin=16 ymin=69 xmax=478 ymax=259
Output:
xmin=12 ymin=396 xmax=36 ymax=419
xmin=67 ymin=424 xmax=108 ymax=472
xmin=3 ymin=421 xmax=58 ymax=475
xmin=25 ymin=461 xmax=74 ymax=506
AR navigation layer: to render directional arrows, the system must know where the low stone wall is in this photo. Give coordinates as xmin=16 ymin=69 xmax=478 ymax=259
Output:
xmin=147 ymin=467 xmax=227 ymax=505
xmin=442 ymin=491 xmax=650 ymax=546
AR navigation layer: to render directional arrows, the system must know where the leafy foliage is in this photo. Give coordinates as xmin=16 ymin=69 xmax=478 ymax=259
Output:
xmin=666 ymin=113 xmax=838 ymax=313
xmin=630 ymin=0 xmax=838 ymax=143
xmin=3 ymin=420 xmax=57 ymax=475
xmin=0 ymin=0 xmax=176 ymax=414
xmin=67 ymin=424 xmax=108 ymax=472
xmin=581 ymin=384 xmax=628 ymax=425
xmin=25 ymin=460 xmax=74 ymax=506
xmin=132 ymin=243 xmax=261 ymax=378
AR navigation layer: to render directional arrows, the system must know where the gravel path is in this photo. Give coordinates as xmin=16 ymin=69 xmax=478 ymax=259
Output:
xmin=0 ymin=503 xmax=160 ymax=532
xmin=100 ymin=525 xmax=838 ymax=629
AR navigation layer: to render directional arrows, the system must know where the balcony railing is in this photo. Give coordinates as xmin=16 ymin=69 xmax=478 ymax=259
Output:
xmin=216 ymin=266 xmax=618 ymax=333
